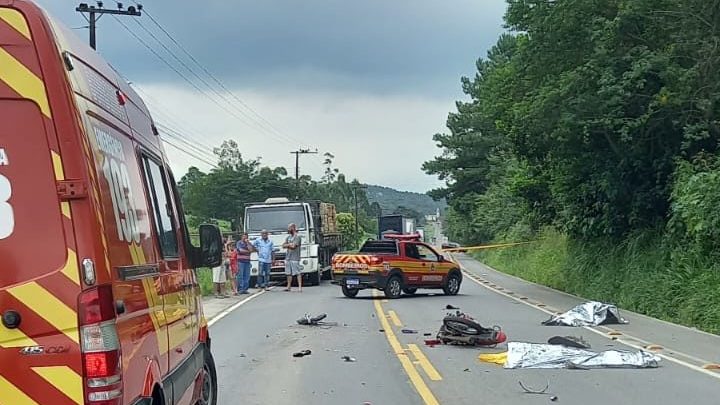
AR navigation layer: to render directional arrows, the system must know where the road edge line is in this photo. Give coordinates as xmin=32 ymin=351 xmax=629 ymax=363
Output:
xmin=207 ymin=290 xmax=267 ymax=327
xmin=462 ymin=270 xmax=720 ymax=381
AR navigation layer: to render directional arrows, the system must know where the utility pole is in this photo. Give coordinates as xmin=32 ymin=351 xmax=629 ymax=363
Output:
xmin=290 ymin=148 xmax=318 ymax=181
xmin=76 ymin=2 xmax=142 ymax=50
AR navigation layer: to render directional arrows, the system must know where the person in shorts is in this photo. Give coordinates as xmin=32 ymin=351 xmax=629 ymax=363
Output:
xmin=212 ymin=250 xmax=229 ymax=298
xmin=283 ymin=223 xmax=302 ymax=292
xmin=235 ymin=233 xmax=253 ymax=294
xmin=253 ymin=230 xmax=274 ymax=290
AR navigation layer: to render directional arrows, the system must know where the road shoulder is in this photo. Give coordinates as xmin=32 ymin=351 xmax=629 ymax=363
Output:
xmin=456 ymin=253 xmax=720 ymax=368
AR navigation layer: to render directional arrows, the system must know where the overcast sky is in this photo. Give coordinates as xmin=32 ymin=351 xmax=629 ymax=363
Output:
xmin=37 ymin=0 xmax=507 ymax=192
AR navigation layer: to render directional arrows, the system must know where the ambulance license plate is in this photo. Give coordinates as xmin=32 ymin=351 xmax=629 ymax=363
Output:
xmin=346 ymin=278 xmax=360 ymax=286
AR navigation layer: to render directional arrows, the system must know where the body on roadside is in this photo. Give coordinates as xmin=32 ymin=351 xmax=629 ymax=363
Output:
xmin=283 ymin=223 xmax=303 ymax=292
xmin=253 ymin=230 xmax=274 ymax=290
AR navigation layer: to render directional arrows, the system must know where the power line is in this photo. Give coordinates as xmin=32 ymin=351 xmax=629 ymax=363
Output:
xmin=111 ymin=15 xmax=287 ymax=145
xmin=127 ymin=18 xmax=297 ymax=145
xmin=159 ymin=127 xmax=217 ymax=162
xmin=112 ymin=6 xmax=325 ymax=175
xmin=134 ymin=5 xmax=301 ymax=145
xmin=161 ymin=137 xmax=218 ymax=169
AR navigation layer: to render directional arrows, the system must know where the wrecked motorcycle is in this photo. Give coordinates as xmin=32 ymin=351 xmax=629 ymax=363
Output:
xmin=436 ymin=311 xmax=507 ymax=347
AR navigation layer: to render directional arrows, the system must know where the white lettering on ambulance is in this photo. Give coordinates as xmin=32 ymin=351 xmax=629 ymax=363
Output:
xmin=0 ymin=148 xmax=8 ymax=166
xmin=96 ymin=127 xmax=140 ymax=244
xmin=0 ymin=174 xmax=14 ymax=239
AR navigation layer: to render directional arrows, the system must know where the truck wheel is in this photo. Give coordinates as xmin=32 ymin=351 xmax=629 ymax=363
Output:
xmin=443 ymin=272 xmax=461 ymax=296
xmin=307 ymin=270 xmax=321 ymax=286
xmin=384 ymin=276 xmax=402 ymax=299
xmin=341 ymin=284 xmax=359 ymax=298
xmin=321 ymin=268 xmax=332 ymax=280
xmin=198 ymin=347 xmax=218 ymax=405
xmin=402 ymin=287 xmax=417 ymax=295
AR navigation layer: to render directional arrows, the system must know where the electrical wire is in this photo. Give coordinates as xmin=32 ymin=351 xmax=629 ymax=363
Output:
xmin=134 ymin=4 xmax=303 ymax=145
xmin=111 ymin=15 xmax=289 ymax=146
xmin=160 ymin=136 xmax=218 ymax=169
xmin=110 ymin=7 xmax=325 ymax=175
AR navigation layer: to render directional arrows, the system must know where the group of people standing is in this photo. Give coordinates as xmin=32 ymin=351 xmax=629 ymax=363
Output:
xmin=212 ymin=223 xmax=304 ymax=297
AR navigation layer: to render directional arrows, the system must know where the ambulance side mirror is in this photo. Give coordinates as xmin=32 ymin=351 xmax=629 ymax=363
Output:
xmin=195 ymin=224 xmax=223 ymax=268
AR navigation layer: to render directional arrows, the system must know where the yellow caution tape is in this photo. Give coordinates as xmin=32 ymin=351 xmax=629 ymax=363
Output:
xmin=443 ymin=241 xmax=534 ymax=252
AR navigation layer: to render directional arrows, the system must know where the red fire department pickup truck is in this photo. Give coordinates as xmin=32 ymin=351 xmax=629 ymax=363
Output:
xmin=331 ymin=237 xmax=462 ymax=298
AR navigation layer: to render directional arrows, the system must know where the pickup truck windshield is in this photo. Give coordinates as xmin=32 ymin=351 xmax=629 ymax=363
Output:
xmin=246 ymin=206 xmax=307 ymax=232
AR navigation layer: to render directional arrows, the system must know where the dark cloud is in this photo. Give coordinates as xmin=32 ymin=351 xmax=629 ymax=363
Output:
xmin=37 ymin=0 xmax=507 ymax=97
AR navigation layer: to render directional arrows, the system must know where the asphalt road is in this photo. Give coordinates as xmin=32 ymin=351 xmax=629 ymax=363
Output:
xmin=208 ymin=256 xmax=720 ymax=405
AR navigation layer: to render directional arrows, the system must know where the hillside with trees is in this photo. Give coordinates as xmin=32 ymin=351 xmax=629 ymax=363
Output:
xmin=366 ymin=185 xmax=446 ymax=218
xmin=424 ymin=0 xmax=720 ymax=333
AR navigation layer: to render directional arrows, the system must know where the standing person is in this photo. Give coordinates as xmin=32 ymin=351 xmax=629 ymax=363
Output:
xmin=235 ymin=233 xmax=253 ymax=294
xmin=212 ymin=250 xmax=228 ymax=298
xmin=229 ymin=247 xmax=239 ymax=295
xmin=252 ymin=230 xmax=274 ymax=290
xmin=225 ymin=236 xmax=239 ymax=295
xmin=283 ymin=223 xmax=303 ymax=292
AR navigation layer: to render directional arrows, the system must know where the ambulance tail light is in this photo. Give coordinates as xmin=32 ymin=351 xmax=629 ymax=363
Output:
xmin=78 ymin=285 xmax=123 ymax=404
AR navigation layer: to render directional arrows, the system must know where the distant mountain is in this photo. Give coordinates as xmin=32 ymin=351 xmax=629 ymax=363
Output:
xmin=366 ymin=185 xmax=446 ymax=216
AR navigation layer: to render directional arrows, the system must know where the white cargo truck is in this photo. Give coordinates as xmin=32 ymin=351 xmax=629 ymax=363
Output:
xmin=244 ymin=198 xmax=342 ymax=286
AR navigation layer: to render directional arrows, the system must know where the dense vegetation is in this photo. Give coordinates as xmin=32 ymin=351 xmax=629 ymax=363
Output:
xmin=425 ymin=0 xmax=720 ymax=332
xmin=179 ymin=140 xmax=378 ymax=249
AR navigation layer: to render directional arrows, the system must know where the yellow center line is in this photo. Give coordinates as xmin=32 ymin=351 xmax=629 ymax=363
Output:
xmin=407 ymin=344 xmax=443 ymax=381
xmin=387 ymin=310 xmax=403 ymax=327
xmin=372 ymin=293 xmax=440 ymax=405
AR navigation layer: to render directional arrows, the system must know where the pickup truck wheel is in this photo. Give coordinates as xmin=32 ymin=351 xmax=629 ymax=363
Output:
xmin=384 ymin=276 xmax=402 ymax=299
xmin=402 ymin=287 xmax=417 ymax=295
xmin=443 ymin=272 xmax=461 ymax=296
xmin=341 ymin=284 xmax=359 ymax=298
xmin=198 ymin=347 xmax=218 ymax=405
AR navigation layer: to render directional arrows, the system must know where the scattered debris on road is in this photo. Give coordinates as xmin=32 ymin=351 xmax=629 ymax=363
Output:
xmin=378 ymin=329 xmax=385 ymax=333
xmin=297 ymin=313 xmax=338 ymax=327
xmin=550 ymin=396 xmax=558 ymax=402
xmin=341 ymin=355 xmax=357 ymax=362
xmin=292 ymin=350 xmax=312 ymax=358
xmin=437 ymin=311 xmax=507 ymax=346
xmin=542 ymin=301 xmax=628 ymax=327
xmin=518 ymin=380 xmax=550 ymax=395
xmin=463 ymin=368 xmax=471 ymax=372
xmin=446 ymin=304 xmax=460 ymax=310
xmin=423 ymin=333 xmax=432 ymax=336
xmin=401 ymin=329 xmax=418 ymax=334
xmin=548 ymin=335 xmax=591 ymax=349
xmin=495 ymin=342 xmax=660 ymax=369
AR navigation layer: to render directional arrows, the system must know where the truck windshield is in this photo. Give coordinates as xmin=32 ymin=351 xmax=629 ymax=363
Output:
xmin=245 ymin=206 xmax=307 ymax=232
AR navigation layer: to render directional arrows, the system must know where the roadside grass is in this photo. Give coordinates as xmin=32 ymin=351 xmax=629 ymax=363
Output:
xmin=196 ymin=268 xmax=214 ymax=296
xmin=478 ymin=228 xmax=720 ymax=334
